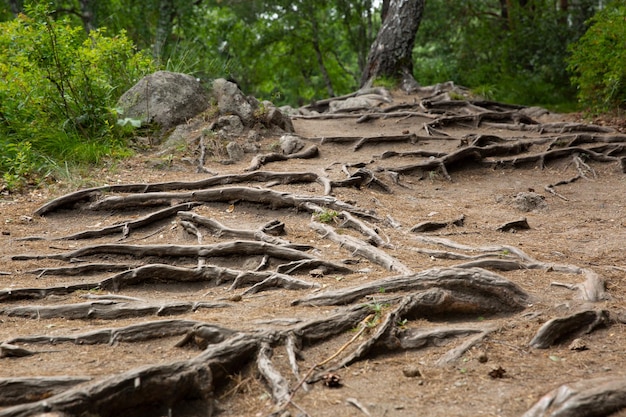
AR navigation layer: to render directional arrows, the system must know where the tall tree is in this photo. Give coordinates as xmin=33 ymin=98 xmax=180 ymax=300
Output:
xmin=360 ymin=0 xmax=425 ymax=90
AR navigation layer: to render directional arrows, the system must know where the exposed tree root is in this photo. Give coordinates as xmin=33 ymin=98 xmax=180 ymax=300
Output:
xmin=7 ymin=319 xmax=214 ymax=346
xmin=177 ymin=211 xmax=293 ymax=246
xmin=410 ymin=214 xmax=465 ymax=232
xmin=85 ymin=186 xmax=379 ymax=220
xmin=3 ymin=87 xmax=624 ymax=417
xmin=338 ymin=211 xmax=391 ymax=248
xmin=529 ymin=309 xmax=610 ymax=349
xmin=293 ymin=267 xmax=530 ymax=309
xmin=308 ymin=291 xmax=501 ymax=380
xmin=486 ymin=121 xmax=616 ymax=134
xmin=412 ymin=235 xmax=608 ymax=302
xmin=0 ymin=299 xmax=230 ymax=320
xmin=310 ymin=222 xmax=411 ymax=274
xmin=383 ymin=140 xmax=536 ymax=179
xmin=522 ymin=376 xmax=626 ymax=417
xmin=21 ymin=203 xmax=202 ymax=241
xmin=495 ymin=217 xmax=530 ymax=232
xmin=2 ymin=262 xmax=322 ymax=302
xmin=12 ymin=241 xmax=316 ymax=263
xmin=425 ymin=111 xmax=537 ymax=131
xmin=257 ymin=342 xmax=291 ymax=408
xmin=0 ymin=348 xmax=217 ymax=417
xmin=25 ymin=263 xmax=136 ymax=277
xmin=331 ymin=167 xmax=392 ymax=193
xmin=317 ymin=133 xmax=419 ymax=147
xmin=0 ymin=377 xmax=92 ymax=407
xmin=275 ymin=259 xmax=353 ymax=275
xmin=34 ymin=171 xmax=329 ymax=216
xmin=245 ymin=145 xmax=319 ymax=171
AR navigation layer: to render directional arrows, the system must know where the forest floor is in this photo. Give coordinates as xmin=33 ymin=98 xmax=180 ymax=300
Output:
xmin=1 ymin=88 xmax=625 ymax=417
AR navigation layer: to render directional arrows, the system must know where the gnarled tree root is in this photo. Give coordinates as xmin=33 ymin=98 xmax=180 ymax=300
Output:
xmin=0 ymin=377 xmax=92 ymax=407
xmin=33 ymin=171 xmax=328 ymax=216
xmin=310 ymin=222 xmax=411 ymax=274
xmin=245 ymin=145 xmax=319 ymax=171
xmin=293 ymin=266 xmax=530 ymax=309
xmin=86 ymin=186 xmax=378 ymax=220
xmin=529 ymin=309 xmax=610 ymax=349
xmin=522 ymin=376 xmax=626 ymax=417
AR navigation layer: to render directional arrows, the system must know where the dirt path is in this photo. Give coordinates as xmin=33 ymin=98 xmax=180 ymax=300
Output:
xmin=1 ymin=87 xmax=625 ymax=417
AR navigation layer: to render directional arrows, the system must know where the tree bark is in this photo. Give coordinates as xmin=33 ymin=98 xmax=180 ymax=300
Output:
xmin=7 ymin=0 xmax=23 ymax=16
xmin=360 ymin=0 xmax=425 ymax=88
xmin=153 ymin=0 xmax=176 ymax=61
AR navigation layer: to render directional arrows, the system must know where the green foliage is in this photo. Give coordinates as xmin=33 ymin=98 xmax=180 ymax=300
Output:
xmin=567 ymin=3 xmax=626 ymax=114
xmin=163 ymin=1 xmax=379 ymax=106
xmin=414 ymin=1 xmax=597 ymax=109
xmin=0 ymin=3 xmax=156 ymax=190
xmin=314 ymin=209 xmax=339 ymax=224
xmin=1 ymin=141 xmax=39 ymax=190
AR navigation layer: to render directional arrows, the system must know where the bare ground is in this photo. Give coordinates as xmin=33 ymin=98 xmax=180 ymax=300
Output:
xmin=1 ymin=87 xmax=626 ymax=417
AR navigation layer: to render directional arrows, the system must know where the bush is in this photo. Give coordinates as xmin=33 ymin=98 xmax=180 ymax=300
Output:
xmin=567 ymin=3 xmax=626 ymax=114
xmin=0 ymin=4 xmax=156 ymax=190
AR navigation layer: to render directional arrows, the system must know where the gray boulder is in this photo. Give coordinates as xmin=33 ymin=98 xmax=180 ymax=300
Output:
xmin=212 ymin=78 xmax=257 ymax=127
xmin=211 ymin=79 xmax=294 ymax=132
xmin=117 ymin=71 xmax=209 ymax=132
xmin=261 ymin=100 xmax=294 ymax=133
xmin=215 ymin=115 xmax=244 ymax=137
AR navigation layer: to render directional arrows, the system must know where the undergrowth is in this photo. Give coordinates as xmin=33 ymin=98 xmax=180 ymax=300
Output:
xmin=0 ymin=3 xmax=156 ymax=191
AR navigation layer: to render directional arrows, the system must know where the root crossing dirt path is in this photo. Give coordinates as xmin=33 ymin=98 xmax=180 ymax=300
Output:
xmin=1 ymin=85 xmax=625 ymax=417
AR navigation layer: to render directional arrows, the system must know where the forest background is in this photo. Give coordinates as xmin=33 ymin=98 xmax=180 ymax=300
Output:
xmin=0 ymin=0 xmax=624 ymax=191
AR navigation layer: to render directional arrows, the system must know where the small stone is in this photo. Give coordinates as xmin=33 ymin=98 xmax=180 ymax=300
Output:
xmin=512 ymin=192 xmax=547 ymax=212
xmin=569 ymin=338 xmax=588 ymax=351
xmin=247 ymin=130 xmax=261 ymax=142
xmin=228 ymin=295 xmax=242 ymax=302
xmin=226 ymin=141 xmax=245 ymax=161
xmin=279 ymin=134 xmax=304 ymax=155
xmin=402 ymin=365 xmax=422 ymax=378
xmin=477 ymin=352 xmax=489 ymax=363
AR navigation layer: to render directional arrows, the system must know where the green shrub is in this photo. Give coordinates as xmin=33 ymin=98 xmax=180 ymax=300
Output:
xmin=0 ymin=3 xmax=156 ymax=191
xmin=567 ymin=3 xmax=626 ymax=114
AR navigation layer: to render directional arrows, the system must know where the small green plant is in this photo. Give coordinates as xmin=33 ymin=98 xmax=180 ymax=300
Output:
xmin=314 ymin=209 xmax=339 ymax=224
xmin=365 ymin=301 xmax=389 ymax=327
xmin=567 ymin=2 xmax=626 ymax=114
xmin=1 ymin=141 xmax=38 ymax=191
xmin=449 ymin=91 xmax=466 ymax=101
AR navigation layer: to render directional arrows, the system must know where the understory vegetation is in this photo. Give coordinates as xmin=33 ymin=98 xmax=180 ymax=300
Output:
xmin=0 ymin=0 xmax=624 ymax=191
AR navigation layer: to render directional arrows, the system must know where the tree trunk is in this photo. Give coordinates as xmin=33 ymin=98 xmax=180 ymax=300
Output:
xmin=78 ymin=0 xmax=96 ymax=33
xmin=153 ymin=0 xmax=176 ymax=61
xmin=8 ymin=0 xmax=23 ymax=16
xmin=360 ymin=0 xmax=425 ymax=89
